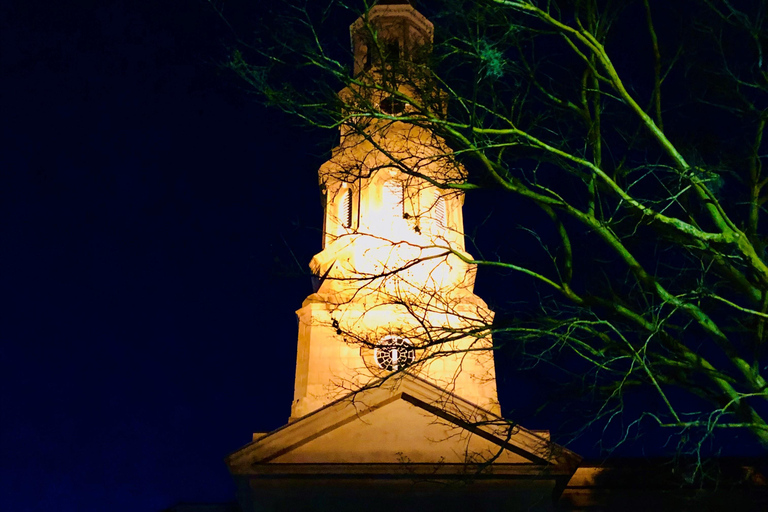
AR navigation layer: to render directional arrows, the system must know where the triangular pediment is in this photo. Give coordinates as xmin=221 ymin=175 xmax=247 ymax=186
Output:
xmin=227 ymin=375 xmax=579 ymax=475
xmin=272 ymin=395 xmax=529 ymax=464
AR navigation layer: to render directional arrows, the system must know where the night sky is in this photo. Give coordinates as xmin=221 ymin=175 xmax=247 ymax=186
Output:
xmin=3 ymin=1 xmax=764 ymax=511
xmin=1 ymin=1 xmax=330 ymax=510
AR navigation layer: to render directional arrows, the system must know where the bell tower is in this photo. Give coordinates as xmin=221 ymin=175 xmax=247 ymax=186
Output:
xmin=290 ymin=1 xmax=501 ymax=420
xmin=227 ymin=5 xmax=580 ymax=510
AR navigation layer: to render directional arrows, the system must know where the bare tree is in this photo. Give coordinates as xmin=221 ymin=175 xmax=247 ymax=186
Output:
xmin=223 ymin=0 xmax=768 ymax=455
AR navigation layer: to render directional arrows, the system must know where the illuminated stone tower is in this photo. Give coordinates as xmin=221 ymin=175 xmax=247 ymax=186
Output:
xmin=227 ymin=4 xmax=579 ymax=510
xmin=290 ymin=1 xmax=500 ymax=420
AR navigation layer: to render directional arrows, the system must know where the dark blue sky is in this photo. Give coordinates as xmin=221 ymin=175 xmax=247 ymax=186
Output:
xmin=1 ymin=1 xmax=331 ymax=510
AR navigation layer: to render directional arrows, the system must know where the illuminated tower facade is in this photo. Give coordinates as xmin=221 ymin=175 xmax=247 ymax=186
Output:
xmin=290 ymin=1 xmax=500 ymax=419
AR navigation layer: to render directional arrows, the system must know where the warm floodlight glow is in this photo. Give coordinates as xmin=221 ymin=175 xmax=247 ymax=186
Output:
xmin=289 ymin=0 xmax=500 ymax=420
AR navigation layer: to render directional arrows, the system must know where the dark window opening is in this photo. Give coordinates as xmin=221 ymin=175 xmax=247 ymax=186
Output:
xmin=381 ymin=96 xmax=407 ymax=115
xmin=384 ymin=40 xmax=400 ymax=63
xmin=365 ymin=44 xmax=372 ymax=71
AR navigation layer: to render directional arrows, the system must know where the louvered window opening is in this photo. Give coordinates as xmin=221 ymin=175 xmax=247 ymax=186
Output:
xmin=383 ymin=180 xmax=404 ymax=218
xmin=434 ymin=192 xmax=446 ymax=227
xmin=340 ymin=187 xmax=353 ymax=228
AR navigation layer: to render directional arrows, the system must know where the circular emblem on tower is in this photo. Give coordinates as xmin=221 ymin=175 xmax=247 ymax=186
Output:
xmin=374 ymin=335 xmax=415 ymax=371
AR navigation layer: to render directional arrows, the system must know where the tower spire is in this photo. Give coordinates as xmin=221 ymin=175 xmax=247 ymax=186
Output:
xmin=287 ymin=2 xmax=501 ymax=421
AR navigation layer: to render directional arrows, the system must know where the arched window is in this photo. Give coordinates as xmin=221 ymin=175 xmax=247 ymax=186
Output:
xmin=339 ymin=187 xmax=353 ymax=228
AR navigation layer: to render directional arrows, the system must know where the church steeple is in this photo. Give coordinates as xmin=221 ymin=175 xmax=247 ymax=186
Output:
xmin=289 ymin=3 xmax=500 ymax=421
